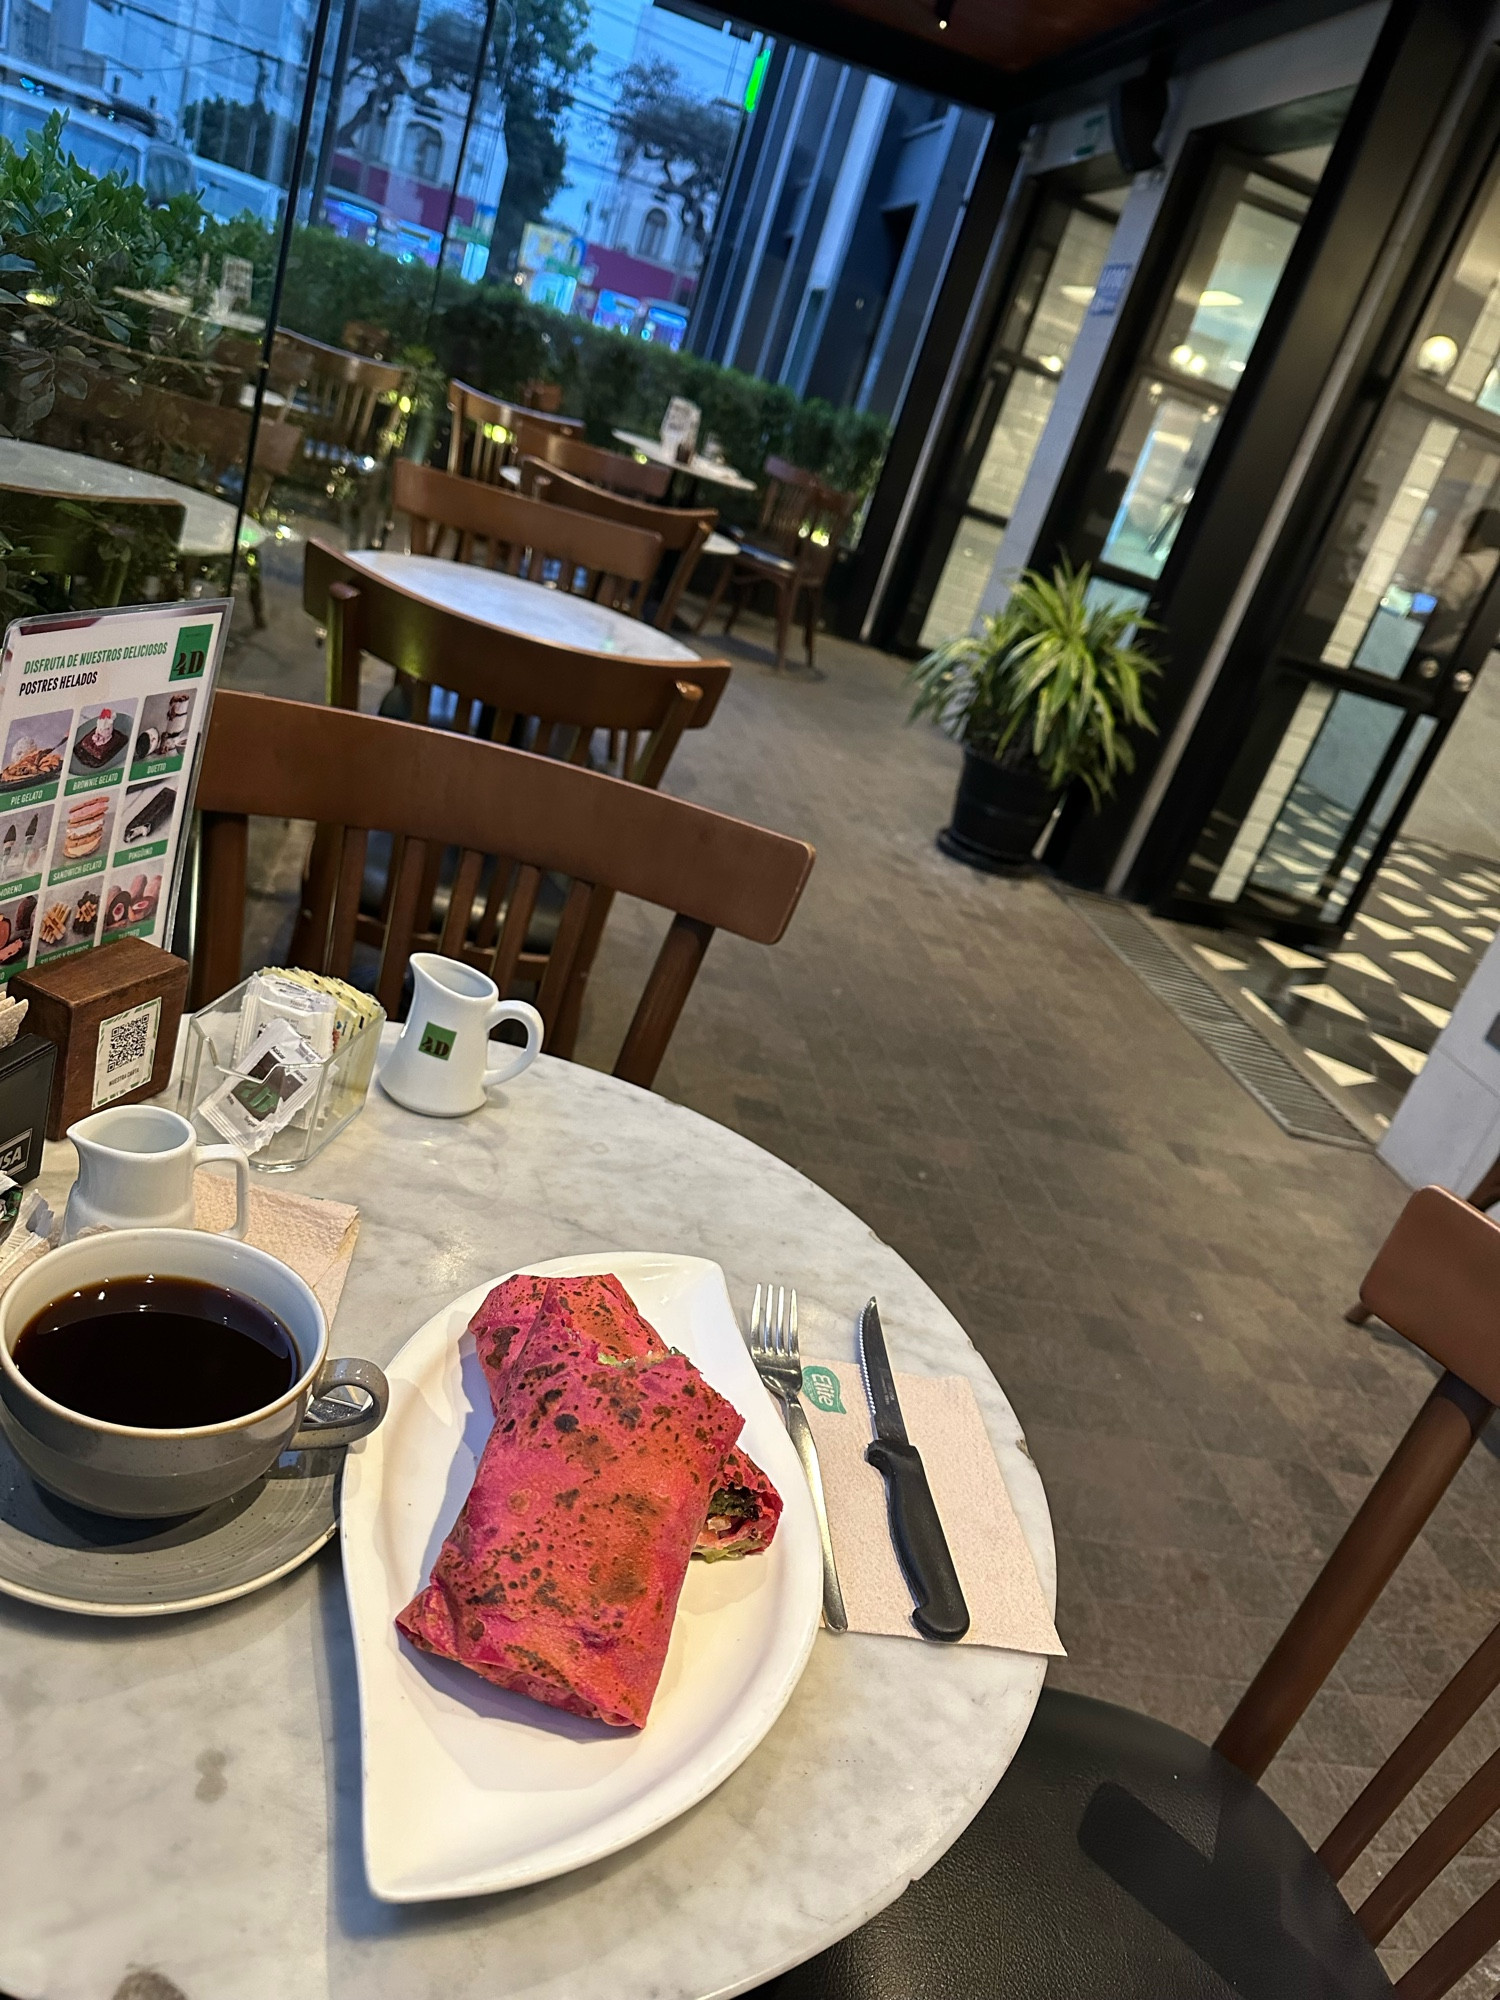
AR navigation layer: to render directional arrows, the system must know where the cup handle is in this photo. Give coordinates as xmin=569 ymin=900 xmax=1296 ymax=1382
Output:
xmin=289 ymin=1356 xmax=389 ymax=1451
xmin=485 ymin=999 xmax=543 ymax=1088
xmin=195 ymin=1144 xmax=251 ymax=1239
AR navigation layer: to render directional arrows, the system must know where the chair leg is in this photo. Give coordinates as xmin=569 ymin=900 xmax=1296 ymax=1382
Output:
xmin=694 ymin=560 xmax=733 ymax=634
xmin=803 ymin=583 xmax=818 ymax=668
xmin=247 ymin=551 xmax=265 ymax=630
xmin=772 ymin=581 xmax=793 ymax=673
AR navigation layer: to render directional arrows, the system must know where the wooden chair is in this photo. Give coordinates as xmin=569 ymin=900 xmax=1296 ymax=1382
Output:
xmin=390 ymin=459 xmax=662 ymax=618
xmin=274 ymin=331 xmax=407 ymax=474
xmin=517 ymin=457 xmax=715 ymax=631
xmin=446 ymin=379 xmax=582 ymax=485
xmin=694 ymin=455 xmax=859 ymax=673
xmin=190 ymin=690 xmax=814 ymax=1091
xmin=522 ymin=430 xmax=673 ymax=502
xmin=303 ymin=537 xmax=730 ymax=1050
xmin=759 ymin=1184 xmax=1500 ymax=2000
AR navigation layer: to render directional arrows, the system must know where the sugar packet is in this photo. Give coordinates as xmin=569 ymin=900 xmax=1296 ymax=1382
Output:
xmin=201 ymin=1018 xmax=323 ymax=1154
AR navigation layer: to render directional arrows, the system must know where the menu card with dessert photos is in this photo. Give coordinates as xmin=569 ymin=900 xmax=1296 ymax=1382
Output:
xmin=0 ymin=599 xmax=230 ymax=980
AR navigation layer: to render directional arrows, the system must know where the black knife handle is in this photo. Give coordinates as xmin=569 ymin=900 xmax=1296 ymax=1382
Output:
xmin=865 ymin=1438 xmax=970 ymax=1642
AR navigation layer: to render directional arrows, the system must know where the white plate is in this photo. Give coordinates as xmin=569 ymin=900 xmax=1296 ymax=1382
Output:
xmin=340 ymin=1252 xmax=823 ymax=1902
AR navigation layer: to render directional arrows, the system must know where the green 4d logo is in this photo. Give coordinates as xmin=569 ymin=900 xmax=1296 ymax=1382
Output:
xmin=170 ymin=622 xmax=213 ymax=680
xmin=418 ymin=1022 xmax=455 ymax=1060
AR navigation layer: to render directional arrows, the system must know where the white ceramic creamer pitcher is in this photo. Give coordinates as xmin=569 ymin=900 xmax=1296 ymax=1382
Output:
xmin=379 ymin=953 xmax=543 ymax=1118
xmin=64 ymin=1104 xmax=251 ymax=1244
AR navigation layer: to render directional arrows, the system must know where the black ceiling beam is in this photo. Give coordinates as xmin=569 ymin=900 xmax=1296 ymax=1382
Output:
xmin=722 ymin=0 xmax=1366 ymax=118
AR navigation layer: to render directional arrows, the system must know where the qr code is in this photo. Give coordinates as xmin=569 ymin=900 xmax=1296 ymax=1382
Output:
xmin=104 ymin=1010 xmax=151 ymax=1078
xmin=93 ymin=997 xmax=162 ymax=1108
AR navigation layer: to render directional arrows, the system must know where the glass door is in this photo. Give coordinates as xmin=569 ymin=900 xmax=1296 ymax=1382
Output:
xmin=900 ymin=178 xmax=1125 ymax=653
xmin=1063 ymin=144 xmax=1331 ymax=617
xmin=1175 ymin=150 xmax=1500 ymax=934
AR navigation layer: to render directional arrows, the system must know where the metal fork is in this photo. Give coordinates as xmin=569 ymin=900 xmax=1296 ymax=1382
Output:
xmin=748 ymin=1282 xmax=848 ymax=1633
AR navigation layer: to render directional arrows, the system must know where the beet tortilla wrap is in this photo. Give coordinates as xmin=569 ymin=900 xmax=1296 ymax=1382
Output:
xmin=397 ymin=1312 xmax=744 ymax=1727
xmin=470 ymin=1273 xmax=782 ymax=1560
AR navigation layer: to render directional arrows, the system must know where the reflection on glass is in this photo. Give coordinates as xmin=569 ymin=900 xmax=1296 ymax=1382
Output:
xmin=1246 ymin=691 xmax=1404 ymax=901
xmin=1021 ymin=209 xmax=1115 ymax=370
xmin=1100 ymin=386 xmax=1223 ymax=579
xmin=968 ymin=372 xmax=1058 ymax=519
xmin=919 ymin=519 xmax=1006 ymax=651
xmin=1162 ymin=198 xmax=1301 ymax=392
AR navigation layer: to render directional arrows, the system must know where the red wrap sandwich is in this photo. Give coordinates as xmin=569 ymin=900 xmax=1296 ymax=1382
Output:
xmin=396 ymin=1307 xmax=745 ymax=1728
xmin=470 ymin=1273 xmax=782 ymax=1560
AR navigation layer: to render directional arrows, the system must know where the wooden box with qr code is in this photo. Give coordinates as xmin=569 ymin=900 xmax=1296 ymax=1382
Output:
xmin=10 ymin=939 xmax=188 ymax=1139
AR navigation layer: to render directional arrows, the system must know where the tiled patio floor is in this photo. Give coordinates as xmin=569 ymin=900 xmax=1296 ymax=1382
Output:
xmin=234 ymin=533 xmax=1500 ymax=1989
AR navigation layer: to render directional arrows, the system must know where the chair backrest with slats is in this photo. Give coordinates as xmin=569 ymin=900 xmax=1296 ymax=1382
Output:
xmin=446 ymin=379 xmax=582 ymax=484
xmin=274 ymin=331 xmax=406 ymax=464
xmin=391 ymin=459 xmax=661 ymax=615
xmin=755 ymin=455 xmax=860 ymax=584
xmin=1211 ymin=1184 xmax=1500 ymax=1999
xmin=191 ymin=691 xmax=814 ymax=1088
xmin=526 ymin=430 xmax=674 ymax=501
xmin=517 ymin=458 xmax=715 ymax=629
xmin=303 ymin=536 xmax=728 ymax=757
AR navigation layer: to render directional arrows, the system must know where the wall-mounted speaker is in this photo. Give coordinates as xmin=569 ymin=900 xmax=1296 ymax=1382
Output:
xmin=1109 ymin=64 xmax=1171 ymax=175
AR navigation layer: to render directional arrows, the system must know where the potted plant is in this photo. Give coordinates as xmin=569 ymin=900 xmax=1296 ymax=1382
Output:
xmin=909 ymin=561 xmax=1160 ymax=872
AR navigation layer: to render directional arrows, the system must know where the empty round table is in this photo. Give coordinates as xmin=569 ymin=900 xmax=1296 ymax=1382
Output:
xmin=612 ymin=429 xmax=758 ymax=496
xmin=333 ymin=547 xmax=701 ymax=661
xmin=0 ymin=1052 xmax=1054 ymax=2000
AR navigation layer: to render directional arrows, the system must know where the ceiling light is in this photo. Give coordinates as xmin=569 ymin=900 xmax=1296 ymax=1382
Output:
xmin=1198 ymin=289 xmax=1243 ymax=307
xmin=1417 ymin=333 xmax=1459 ymax=376
xmin=1038 ymin=354 xmax=1063 ymax=374
xmin=1059 ymin=284 xmax=1095 ymax=304
xmin=1188 ymin=354 xmax=1208 ymax=375
xmin=1169 ymin=342 xmax=1194 ymax=370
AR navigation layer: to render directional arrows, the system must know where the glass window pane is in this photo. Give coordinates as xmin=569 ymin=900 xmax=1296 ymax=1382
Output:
xmin=1246 ymin=691 xmax=1405 ymax=900
xmin=1159 ymin=196 xmax=1302 ymax=392
xmin=1410 ymin=172 xmax=1500 ymax=403
xmin=967 ymin=371 xmax=1057 ymax=519
xmin=1099 ymin=384 xmax=1224 ymax=580
xmin=919 ymin=517 xmax=1006 ymax=648
xmin=1021 ymin=208 xmax=1115 ymax=370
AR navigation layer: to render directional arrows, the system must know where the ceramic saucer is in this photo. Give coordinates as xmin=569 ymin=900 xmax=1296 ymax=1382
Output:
xmin=0 ymin=1425 xmax=339 ymax=1616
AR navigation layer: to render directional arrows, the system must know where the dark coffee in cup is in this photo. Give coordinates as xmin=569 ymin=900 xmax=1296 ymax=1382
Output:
xmin=13 ymin=1274 xmax=298 ymax=1428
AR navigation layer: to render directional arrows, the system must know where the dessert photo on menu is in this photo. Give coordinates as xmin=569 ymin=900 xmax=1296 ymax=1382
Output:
xmin=101 ymin=869 xmax=162 ymax=938
xmin=0 ymin=892 xmax=37 ymax=971
xmin=68 ymin=702 xmax=137 ymax=784
xmin=0 ymin=711 xmax=69 ymax=797
xmin=50 ymin=795 xmax=116 ymax=881
xmin=0 ymin=804 xmax=52 ymax=892
xmin=132 ymin=689 xmax=195 ymax=776
xmin=119 ymin=781 xmax=179 ymax=856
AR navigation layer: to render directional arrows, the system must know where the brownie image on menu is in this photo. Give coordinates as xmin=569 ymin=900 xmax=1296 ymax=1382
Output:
xmin=69 ymin=700 xmax=137 ymax=778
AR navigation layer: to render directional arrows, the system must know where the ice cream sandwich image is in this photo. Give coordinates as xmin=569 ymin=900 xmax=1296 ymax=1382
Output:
xmin=61 ymin=795 xmax=111 ymax=862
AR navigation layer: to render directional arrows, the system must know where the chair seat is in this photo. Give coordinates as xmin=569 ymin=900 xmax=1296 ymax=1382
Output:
xmin=731 ymin=540 xmax=797 ymax=576
xmin=753 ymin=1689 xmax=1395 ymax=2000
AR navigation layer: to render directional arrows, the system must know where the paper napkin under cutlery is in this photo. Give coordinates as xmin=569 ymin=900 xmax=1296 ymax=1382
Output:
xmin=800 ymin=1356 xmax=1063 ymax=1656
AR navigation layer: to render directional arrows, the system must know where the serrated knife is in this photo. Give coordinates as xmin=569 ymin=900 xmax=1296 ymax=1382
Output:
xmin=858 ymin=1298 xmax=969 ymax=1642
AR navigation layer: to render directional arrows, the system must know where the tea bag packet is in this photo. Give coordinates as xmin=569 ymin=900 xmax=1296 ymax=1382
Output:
xmin=200 ymin=1018 xmax=322 ymax=1155
xmin=233 ymin=971 xmax=338 ymax=1066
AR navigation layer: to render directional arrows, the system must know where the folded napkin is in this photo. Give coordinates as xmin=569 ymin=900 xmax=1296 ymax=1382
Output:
xmin=800 ymin=1356 xmax=1063 ymax=1656
xmin=193 ymin=1172 xmax=360 ymax=1326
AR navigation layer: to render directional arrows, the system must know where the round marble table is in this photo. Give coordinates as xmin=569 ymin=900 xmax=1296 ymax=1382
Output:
xmin=612 ymin=429 xmax=759 ymax=495
xmin=0 ymin=439 xmax=266 ymax=558
xmin=338 ymin=549 xmax=701 ymax=663
xmin=0 ymin=1056 xmax=1053 ymax=2000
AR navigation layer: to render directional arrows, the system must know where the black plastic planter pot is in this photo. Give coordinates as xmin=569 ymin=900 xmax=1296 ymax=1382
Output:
xmin=937 ymin=745 xmax=1057 ymax=873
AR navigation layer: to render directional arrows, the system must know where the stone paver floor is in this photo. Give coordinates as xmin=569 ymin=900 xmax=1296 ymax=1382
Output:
xmin=231 ymin=532 xmax=1500 ymax=1988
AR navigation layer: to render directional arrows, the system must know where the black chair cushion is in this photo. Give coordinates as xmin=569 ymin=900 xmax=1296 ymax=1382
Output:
xmin=753 ymin=1688 xmax=1395 ymax=2000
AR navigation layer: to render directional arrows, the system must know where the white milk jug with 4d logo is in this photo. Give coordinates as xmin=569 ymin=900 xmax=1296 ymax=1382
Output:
xmin=379 ymin=953 xmax=543 ymax=1118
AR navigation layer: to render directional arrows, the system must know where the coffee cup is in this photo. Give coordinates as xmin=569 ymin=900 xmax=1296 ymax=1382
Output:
xmin=0 ymin=1229 xmax=388 ymax=1518
xmin=378 ymin=952 xmax=542 ymax=1118
xmin=64 ymin=1103 xmax=251 ymax=1244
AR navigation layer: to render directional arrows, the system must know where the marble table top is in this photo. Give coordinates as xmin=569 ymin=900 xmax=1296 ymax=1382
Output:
xmin=0 ymin=1055 xmax=1053 ymax=2000
xmin=0 ymin=439 xmax=266 ymax=558
xmin=612 ymin=430 xmax=758 ymax=493
xmin=340 ymin=549 xmax=700 ymax=663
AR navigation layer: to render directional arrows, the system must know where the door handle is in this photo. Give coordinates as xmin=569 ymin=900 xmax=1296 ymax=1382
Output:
xmin=1454 ymin=670 xmax=1475 ymax=692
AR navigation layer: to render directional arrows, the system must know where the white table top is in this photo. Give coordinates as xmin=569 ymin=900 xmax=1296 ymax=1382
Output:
xmin=342 ymin=549 xmax=700 ymax=662
xmin=0 ymin=440 xmax=266 ymax=557
xmin=116 ymin=285 xmax=265 ymax=338
xmin=612 ymin=430 xmax=758 ymax=493
xmin=1 ymin=1053 xmax=1053 ymax=2000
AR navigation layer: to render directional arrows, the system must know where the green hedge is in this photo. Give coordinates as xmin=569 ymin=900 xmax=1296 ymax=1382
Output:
xmin=267 ymin=229 xmax=892 ymax=497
